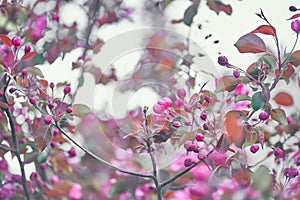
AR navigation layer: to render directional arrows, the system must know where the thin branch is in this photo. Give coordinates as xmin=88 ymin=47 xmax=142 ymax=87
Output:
xmin=55 ymin=123 xmax=154 ymax=179
xmin=3 ymin=77 xmax=31 ymax=200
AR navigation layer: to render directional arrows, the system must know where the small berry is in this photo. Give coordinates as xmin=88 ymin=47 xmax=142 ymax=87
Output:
xmin=218 ymin=56 xmax=229 ymax=66
xmin=184 ymin=158 xmax=192 ymax=167
xmin=172 ymin=121 xmax=181 ymax=128
xmin=44 ymin=115 xmax=52 ymax=125
xmin=250 ymin=144 xmax=259 ymax=154
xmin=233 ymin=70 xmax=240 ymax=78
xmin=259 ymin=111 xmax=269 ymax=120
xmin=64 ymin=85 xmax=71 ymax=94
xmin=284 ymin=167 xmax=299 ymax=178
xmin=21 ymin=69 xmax=27 ymax=76
xmin=195 ymin=133 xmax=204 ymax=142
xmin=48 ymin=103 xmax=54 ymax=110
xmin=66 ymin=106 xmax=72 ymax=113
xmin=24 ymin=45 xmax=31 ymax=53
xmin=50 ymin=82 xmax=55 ymax=89
xmin=274 ymin=148 xmax=284 ymax=158
xmin=289 ymin=6 xmax=298 ymax=12
xmin=68 ymin=147 xmax=76 ymax=158
xmin=200 ymin=113 xmax=207 ymax=121
xmin=177 ymin=88 xmax=186 ymax=98
xmin=29 ymin=97 xmax=36 ymax=104
xmin=12 ymin=36 xmax=22 ymax=46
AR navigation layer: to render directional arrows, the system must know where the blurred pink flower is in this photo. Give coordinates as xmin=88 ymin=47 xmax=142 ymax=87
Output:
xmin=69 ymin=183 xmax=82 ymax=200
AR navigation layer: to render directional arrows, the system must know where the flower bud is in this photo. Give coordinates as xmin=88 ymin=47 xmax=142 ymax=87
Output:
xmin=44 ymin=115 xmax=52 ymax=125
xmin=184 ymin=104 xmax=192 ymax=112
xmin=289 ymin=6 xmax=298 ymax=12
xmin=184 ymin=158 xmax=192 ymax=167
xmin=53 ymin=129 xmax=60 ymax=136
xmin=200 ymin=113 xmax=207 ymax=121
xmin=204 ymin=96 xmax=210 ymax=103
xmin=153 ymin=103 xmax=164 ymax=114
xmin=177 ymin=88 xmax=186 ymax=98
xmin=51 ymin=13 xmax=59 ymax=21
xmin=184 ymin=140 xmax=193 ymax=151
xmin=64 ymin=85 xmax=71 ymax=94
xmin=172 ymin=121 xmax=181 ymax=128
xmin=217 ymin=56 xmax=229 ymax=66
xmin=66 ymin=106 xmax=73 ymax=113
xmin=291 ymin=19 xmax=300 ymax=33
xmin=21 ymin=69 xmax=27 ymax=76
xmin=174 ymin=99 xmax=183 ymax=107
xmin=24 ymin=45 xmax=31 ymax=53
xmin=50 ymin=82 xmax=55 ymax=89
xmin=250 ymin=144 xmax=259 ymax=154
xmin=48 ymin=103 xmax=54 ymax=110
xmin=274 ymin=148 xmax=284 ymax=158
xmin=12 ymin=36 xmax=22 ymax=46
xmin=195 ymin=133 xmax=204 ymax=142
xmin=68 ymin=147 xmax=76 ymax=158
xmin=259 ymin=111 xmax=269 ymax=120
xmin=233 ymin=70 xmax=240 ymax=78
xmin=29 ymin=97 xmax=36 ymax=104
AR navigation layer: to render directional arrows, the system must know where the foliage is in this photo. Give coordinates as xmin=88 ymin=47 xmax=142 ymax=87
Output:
xmin=0 ymin=0 xmax=299 ymax=200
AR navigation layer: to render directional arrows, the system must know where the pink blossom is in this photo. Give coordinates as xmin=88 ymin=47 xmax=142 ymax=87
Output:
xmin=153 ymin=103 xmax=164 ymax=114
xmin=69 ymin=183 xmax=82 ymax=200
xmin=235 ymin=84 xmax=249 ymax=95
xmin=190 ymin=164 xmax=211 ymax=181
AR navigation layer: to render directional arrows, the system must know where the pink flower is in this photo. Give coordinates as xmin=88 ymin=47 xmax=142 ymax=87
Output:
xmin=69 ymin=183 xmax=82 ymax=200
xmin=190 ymin=164 xmax=211 ymax=181
xmin=235 ymin=84 xmax=249 ymax=95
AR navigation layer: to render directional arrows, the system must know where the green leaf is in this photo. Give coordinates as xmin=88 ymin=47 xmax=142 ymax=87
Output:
xmin=183 ymin=4 xmax=198 ymax=26
xmin=25 ymin=66 xmax=44 ymax=78
xmin=263 ymin=55 xmax=277 ymax=70
xmin=234 ymin=94 xmax=251 ymax=102
xmin=78 ymin=75 xmax=84 ymax=88
xmin=109 ymin=179 xmax=127 ymax=198
xmin=33 ymin=54 xmax=45 ymax=65
xmin=72 ymin=104 xmax=91 ymax=118
xmin=252 ymin=165 xmax=273 ymax=192
xmin=37 ymin=153 xmax=47 ymax=163
xmin=251 ymin=92 xmax=266 ymax=111
xmin=271 ymin=108 xmax=288 ymax=125
xmin=234 ymin=33 xmax=266 ymax=53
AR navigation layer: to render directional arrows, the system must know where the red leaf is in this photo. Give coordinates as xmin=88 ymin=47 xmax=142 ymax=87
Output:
xmin=289 ymin=50 xmax=300 ymax=67
xmin=215 ymin=75 xmax=241 ymax=92
xmin=287 ymin=13 xmax=300 ymax=20
xmin=21 ymin=52 xmax=37 ymax=61
xmin=207 ymin=0 xmax=232 ymax=15
xmin=234 ymin=33 xmax=266 ymax=53
xmin=273 ymin=92 xmax=294 ymax=106
xmin=251 ymin=25 xmax=276 ymax=36
xmin=0 ymin=34 xmax=12 ymax=47
xmin=34 ymin=126 xmax=52 ymax=151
